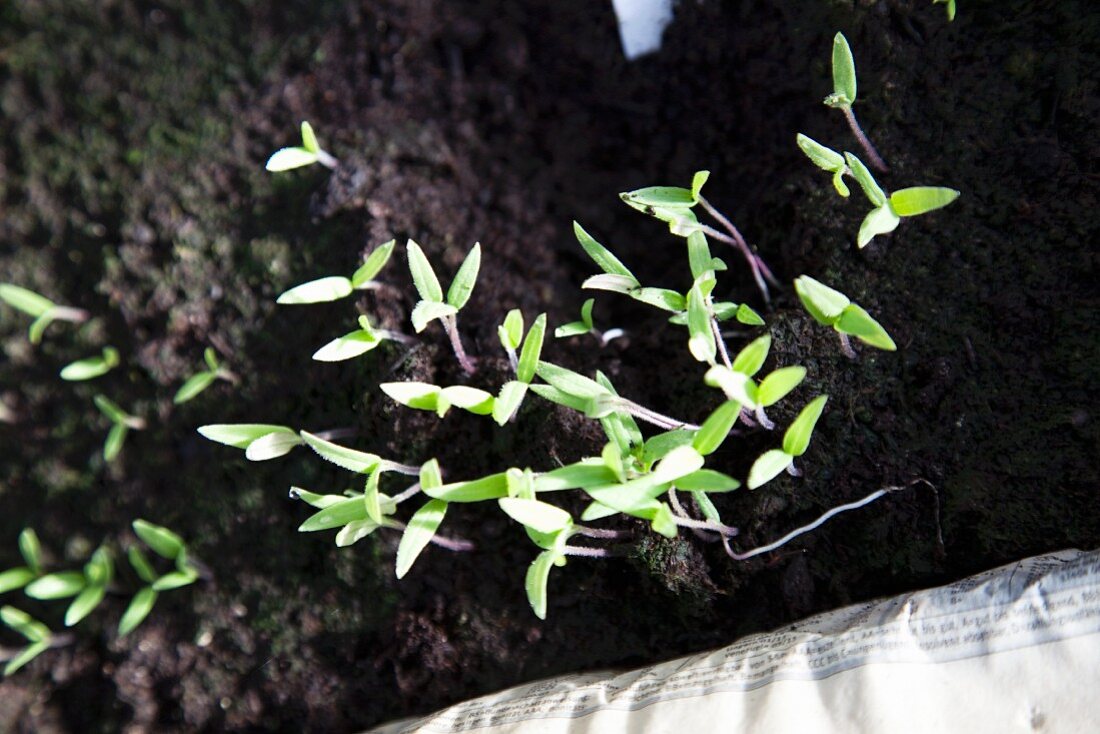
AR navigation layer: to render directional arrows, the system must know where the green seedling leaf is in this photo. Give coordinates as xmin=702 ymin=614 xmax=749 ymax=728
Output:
xmin=493 ymin=381 xmax=528 ymax=425
xmin=642 ymin=429 xmax=696 ymax=465
xmin=0 ymin=568 xmax=35 ymax=594
xmin=133 ymin=520 xmax=185 ymax=560
xmin=0 ymin=284 xmax=55 ymax=317
xmin=690 ymin=170 xmax=710 ymax=201
xmin=499 ymin=498 xmax=572 ymax=534
xmin=525 ymin=550 xmax=557 ymax=620
xmin=265 ymin=147 xmax=317 ymax=172
xmin=312 ymin=329 xmax=382 ymax=362
xmin=28 ymin=313 xmax=55 ymax=344
xmin=197 ymin=424 xmax=295 ymax=450
xmin=732 ymin=334 xmax=771 ymax=377
xmin=84 ymin=547 xmax=112 ymax=587
xmin=499 ymin=309 xmax=524 ymax=351
xmin=573 ymin=222 xmax=638 ymax=283
xmin=593 ymin=372 xmax=642 ymax=450
xmin=536 ymin=362 xmax=608 ymax=400
xmin=554 ymin=322 xmax=589 ymax=338
xmin=25 ymin=572 xmax=86 ymax=600
xmin=650 ymin=503 xmax=678 ymax=538
xmin=406 ymin=240 xmax=444 ymax=303
xmin=65 ymin=584 xmax=106 ymax=626
xmin=796 ymin=133 xmax=850 ymax=197
xmin=446 ymin=243 xmax=481 ymax=310
xmin=277 ymin=276 xmax=354 ymax=305
xmin=299 ymin=497 xmax=371 ymax=532
xmin=60 ymin=347 xmax=119 ymax=381
xmin=793 ymin=276 xmax=851 ymax=326
xmin=704 ymin=366 xmax=759 ymax=408
xmin=747 ymin=449 xmax=794 ymax=490
xmin=934 ymin=0 xmax=956 ymax=21
xmin=517 ymin=314 xmax=546 ymax=384
xmin=127 ymin=546 xmax=157 ymax=584
xmin=118 ymin=587 xmax=158 ymax=637
xmin=420 ymin=459 xmax=443 ymax=491
xmin=288 ymin=487 xmax=347 ymax=509
xmin=693 ymin=400 xmax=741 ymax=456
xmin=630 ymin=287 xmax=685 ymax=312
xmin=411 ymin=300 xmax=458 ymax=332
xmin=395 ymin=499 xmax=449 ymax=578
xmin=580 ymin=299 xmax=595 ymax=330
xmin=529 ymin=384 xmax=591 ymax=413
xmin=203 ymin=347 xmax=219 ymax=371
xmin=844 ymin=153 xmax=888 ymax=208
xmin=686 ymin=230 xmax=714 ymax=280
xmin=173 ymin=371 xmax=217 ymax=404
xmin=424 ymin=472 xmax=509 ymax=503
xmin=830 ymin=32 xmax=857 ymax=105
xmin=300 ymin=431 xmax=381 ymax=473
xmin=151 ymin=569 xmax=199 ymax=591
xmin=579 ymin=501 xmax=621 ymax=522
xmin=651 ymin=445 xmax=706 ymax=485
xmin=783 ymin=395 xmax=829 ymax=457
xmin=364 ymin=471 xmax=384 ymax=524
xmin=4 ymin=639 xmax=50 ymax=676
xmin=381 ymin=381 xmax=443 ymax=413
xmin=857 ymin=205 xmax=901 ymax=249
xmin=735 ymin=304 xmax=765 ymax=326
xmin=104 ymin=424 xmax=128 ymax=462
xmin=693 ymin=492 xmax=722 ymax=523
xmin=534 ymin=461 xmax=617 ymax=492
xmin=336 ymin=520 xmax=381 ymax=547
xmin=676 ymin=469 xmax=740 ymax=492
xmin=1 ymin=606 xmax=50 ymax=642
xmin=300 ymin=120 xmax=320 ymax=153
xmin=687 ymin=281 xmax=716 ymax=364
xmin=243 ymin=433 xmax=300 ymax=461
xmin=351 ymin=240 xmax=397 ymax=287
xmin=93 ymin=395 xmax=129 ymax=424
xmin=620 ymin=185 xmax=695 ymax=209
xmin=583 ymin=273 xmax=639 ymax=294
xmin=506 ymin=468 xmax=536 ymax=500
xmin=602 ymin=441 xmax=626 ymax=483
xmin=836 ymin=305 xmax=896 ymax=351
xmin=889 ymin=187 xmax=960 ymax=217
xmin=758 ymin=366 xmax=807 ymax=407
xmin=18 ymin=529 xmax=41 ymax=573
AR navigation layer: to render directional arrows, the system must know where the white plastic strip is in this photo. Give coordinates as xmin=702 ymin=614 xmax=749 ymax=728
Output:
xmin=610 ymin=0 xmax=674 ymax=60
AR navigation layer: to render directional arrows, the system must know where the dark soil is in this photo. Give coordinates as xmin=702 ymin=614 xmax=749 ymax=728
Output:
xmin=1 ymin=0 xmax=1097 ymax=731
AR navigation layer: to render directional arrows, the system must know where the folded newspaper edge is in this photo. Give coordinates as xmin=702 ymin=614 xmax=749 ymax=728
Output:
xmin=370 ymin=548 xmax=1100 ymax=733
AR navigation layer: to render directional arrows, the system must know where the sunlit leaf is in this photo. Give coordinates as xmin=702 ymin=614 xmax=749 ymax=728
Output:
xmin=410 ymin=300 xmax=457 ymax=332
xmin=836 ymin=305 xmax=896 ymax=351
xmin=831 ymin=32 xmax=857 ymax=104
xmin=133 ymin=520 xmax=185 ymax=560
xmin=423 ymin=473 xmax=509 ymax=503
xmin=173 ymin=371 xmax=217 ymax=404
xmin=312 ymin=330 xmax=381 ymax=362
xmin=0 ymin=284 xmax=55 ymax=317
xmin=265 ymin=147 xmax=318 ymax=172
xmin=446 ymin=243 xmax=481 ymax=310
xmin=889 ymin=187 xmax=960 ymax=217
xmin=25 ymin=572 xmax=86 ymax=600
xmin=857 ymin=205 xmax=901 ymax=248
xmin=395 ymin=499 xmax=448 ymax=578
xmin=300 ymin=120 xmax=320 ymax=153
xmin=300 ymin=431 xmax=381 ymax=473
xmin=757 ymin=366 xmax=807 ymax=407
xmin=18 ymin=529 xmax=41 ymax=573
xmin=0 ymin=568 xmax=35 ymax=594
xmin=845 ymin=153 xmax=888 ymax=208
xmin=676 ymin=469 xmax=740 ymax=492
xmin=492 ymin=381 xmax=528 ymax=426
xmin=516 ymin=314 xmax=546 ymax=384
xmin=732 ymin=334 xmax=771 ymax=377
xmin=525 ymin=550 xmax=557 ymax=620
xmin=406 ymin=240 xmax=444 ymax=303
xmin=693 ymin=400 xmax=740 ymax=455
xmin=572 ymin=222 xmax=638 ymax=282
xmin=118 ymin=587 xmax=158 ymax=637
xmin=245 ymin=431 xmax=302 ymax=461
xmin=3 ymin=640 xmax=50 ymax=676
xmin=103 ymin=423 xmax=128 ymax=462
xmin=747 ymin=449 xmax=795 ymax=490
xmin=197 ymin=424 xmax=295 ymax=450
xmin=64 ymin=585 xmax=106 ymax=627
xmin=794 ymin=276 xmax=851 ymax=326
xmin=498 ymin=309 xmax=524 ymax=351
xmin=783 ymin=395 xmax=829 ymax=457
xmin=350 ymin=240 xmax=397 ymax=287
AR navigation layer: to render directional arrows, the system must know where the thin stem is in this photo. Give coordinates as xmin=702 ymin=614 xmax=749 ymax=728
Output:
xmin=51 ymin=306 xmax=90 ymax=323
xmin=842 ymin=107 xmax=888 ymax=172
xmin=753 ymin=405 xmax=775 ymax=431
xmin=316 ymin=149 xmax=339 ymax=170
xmin=668 ymin=489 xmax=724 ymax=542
xmin=385 ymin=519 xmax=474 ymax=552
xmin=314 ymin=427 xmax=357 ymax=441
xmin=573 ymin=525 xmax=632 ymax=541
xmin=216 ymin=368 xmax=241 ymax=386
xmin=724 ymin=483 xmax=915 ymax=561
xmin=711 ymin=317 xmax=732 ymax=369
xmin=696 ymin=196 xmax=776 ymax=305
xmin=505 ymin=346 xmax=518 ymax=373
xmin=377 ymin=329 xmax=416 ymax=346
xmin=562 ymin=545 xmax=613 ymax=558
xmin=391 ymin=483 xmax=421 ymax=505
xmin=612 ymin=397 xmax=699 ymax=432
xmin=380 ymin=461 xmax=421 ymax=477
xmin=673 ymin=514 xmax=740 ymax=537
xmin=442 ymin=315 xmax=476 ymax=375
xmin=598 ymin=328 xmax=626 ymax=347
xmin=838 ymin=332 xmax=857 ymax=360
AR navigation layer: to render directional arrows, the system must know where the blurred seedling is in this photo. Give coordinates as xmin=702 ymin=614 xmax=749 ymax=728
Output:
xmin=276 ymin=240 xmax=396 ymax=304
xmin=794 ymin=275 xmax=896 ymax=357
xmin=174 ymin=348 xmax=238 ymax=404
xmin=60 ymin=347 xmax=119 ymax=382
xmin=934 ymin=0 xmax=956 ymax=21
xmin=0 ymin=284 xmax=89 ymax=345
xmin=93 ymin=395 xmax=146 ymax=462
xmin=265 ymin=120 xmax=338 ymax=171
xmin=824 ymin=33 xmax=888 ymax=172
xmin=406 ymin=240 xmax=481 ymax=374
xmin=555 ymin=298 xmax=625 ymax=346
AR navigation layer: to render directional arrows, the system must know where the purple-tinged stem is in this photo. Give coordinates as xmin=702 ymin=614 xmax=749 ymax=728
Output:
xmin=842 ymin=107 xmax=888 ymax=172
xmin=443 ymin=315 xmax=476 ymax=375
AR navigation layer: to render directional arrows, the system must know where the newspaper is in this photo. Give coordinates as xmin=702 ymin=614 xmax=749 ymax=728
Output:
xmin=370 ymin=549 xmax=1100 ymax=733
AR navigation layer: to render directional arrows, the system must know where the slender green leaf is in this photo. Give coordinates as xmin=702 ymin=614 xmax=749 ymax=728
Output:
xmin=300 ymin=431 xmax=382 ymax=473
xmin=492 ymin=381 xmax=527 ymax=425
xmin=336 ymin=520 xmax=381 ymax=547
xmin=534 ymin=461 xmax=617 ymax=492
xmin=796 ymin=133 xmax=845 ymax=172
xmin=197 ymin=424 xmax=295 ymax=449
xmin=203 ymin=347 xmax=219 ymax=371
xmin=0 ymin=284 xmax=55 ymax=317
xmin=579 ymin=299 xmax=595 ymax=330
xmin=420 ymin=459 xmax=443 ymax=491
xmin=279 ymin=275 xmax=352 ymax=303
xmin=529 ymin=383 xmax=591 ymax=413
xmin=298 ymin=497 xmax=369 ymax=531
xmin=0 ymin=567 xmax=35 ymax=594
xmin=641 ymin=429 xmax=696 ymax=466
xmin=794 ymin=276 xmax=850 ymax=326
xmin=690 ymin=170 xmax=710 ymax=201
xmin=651 ymin=445 xmax=706 ymax=484
xmin=499 ymin=309 xmax=524 ymax=351
xmin=736 ymin=304 xmax=766 ymax=326
xmin=173 ymin=371 xmax=217 ymax=403
xmin=65 ymin=585 xmax=106 ymax=626
xmin=28 ymin=312 xmax=55 ymax=344
xmin=844 ymin=153 xmax=888 ymax=208
xmin=423 ymin=472 xmax=509 ymax=503
xmin=857 ymin=205 xmax=901 ymax=248
xmin=1 ymin=606 xmax=50 ymax=642
xmin=758 ymin=366 xmax=807 ymax=407
xmin=693 ymin=400 xmax=741 ymax=455
xmin=127 ymin=546 xmax=157 ymax=584
xmin=410 ymin=300 xmax=458 ymax=332
xmin=288 ymin=487 xmax=347 ymax=509
xmin=312 ymin=330 xmax=381 ymax=362
xmin=300 ymin=121 xmax=320 ymax=153
xmin=572 ymin=222 xmax=638 ymax=282
xmin=831 ymin=32 xmax=857 ymax=104
xmin=265 ymin=147 xmax=317 ymax=171
xmin=517 ymin=314 xmax=546 ymax=384
xmin=103 ymin=424 xmax=128 ymax=462
xmin=630 ymin=288 xmax=685 ymax=313
xmin=889 ymin=187 xmax=960 ymax=217
xmin=686 ymin=230 xmax=714 ymax=280
xmin=620 ymin=185 xmax=695 ymax=209
xmin=381 ymin=381 xmax=442 ymax=412
xmin=118 ymin=587 xmax=158 ymax=637
xmin=151 ymin=569 xmax=198 ymax=591
xmin=554 ymin=322 xmax=589 ymax=338
xmin=676 ymin=470 xmax=740 ymax=492
xmin=499 ymin=498 xmax=572 ymax=534
xmin=18 ymin=529 xmax=41 ymax=574
xmin=244 ymin=431 xmax=302 ymax=461
xmin=704 ymin=366 xmax=759 ymax=408
xmin=395 ymin=500 xmax=449 ymax=578
xmin=406 ymin=240 xmax=444 ymax=303
xmin=61 ymin=348 xmax=119 ymax=381
xmin=93 ymin=395 xmax=129 ymax=423
xmin=836 ymin=305 xmax=896 ymax=351
xmin=84 ymin=547 xmax=113 ymax=587
xmin=4 ymin=640 xmax=50 ymax=676
xmin=536 ymin=362 xmax=608 ymax=400
xmin=440 ymin=386 xmax=495 ymax=415
xmin=650 ymin=503 xmax=679 ymax=538
xmin=732 ymin=334 xmax=771 ymax=376
xmin=747 ymin=449 xmax=794 ymax=490
xmin=25 ymin=572 xmax=86 ymax=600
xmin=133 ymin=520 xmax=185 ymax=560
xmin=582 ymin=273 xmax=637 ymax=294
xmin=687 ymin=281 xmax=716 ymax=363
xmin=783 ymin=395 xmax=829 ymax=457
xmin=446 ymin=243 xmax=481 ymax=310
xmin=692 ymin=492 xmax=721 ymax=523
xmin=351 ymin=240 xmax=397 ymax=287
xmin=525 ymin=550 xmax=557 ymax=620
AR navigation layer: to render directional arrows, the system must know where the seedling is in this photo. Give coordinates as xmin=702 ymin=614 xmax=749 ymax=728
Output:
xmin=0 ymin=606 xmax=53 ymax=676
xmin=60 ymin=347 xmax=119 ymax=382
xmin=94 ymin=395 xmax=145 ymax=462
xmin=265 ymin=121 xmax=338 ymax=171
xmin=794 ymin=275 xmax=896 ymax=357
xmin=121 ymin=519 xmax=202 ymax=637
xmin=174 ymin=348 xmax=238 ymax=404
xmin=825 ymin=33 xmax=888 ymax=172
xmin=312 ymin=315 xmax=411 ymax=362
xmin=276 ymin=240 xmax=395 ymax=304
xmin=381 ymin=382 xmax=495 ymax=419
xmin=196 ymin=423 xmax=303 ymax=461
xmin=494 ymin=312 xmax=546 ymax=425
xmin=703 ymin=334 xmax=807 ymax=428
xmin=934 ymin=0 xmax=956 ymax=21
xmin=554 ymin=298 xmax=624 ymax=346
xmin=746 ymin=395 xmax=829 ymax=489
xmin=406 ymin=240 xmax=481 ymax=374
xmin=0 ymin=284 xmax=89 ymax=344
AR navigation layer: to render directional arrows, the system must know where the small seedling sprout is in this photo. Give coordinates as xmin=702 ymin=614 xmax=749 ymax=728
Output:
xmin=824 ymin=33 xmax=889 ymax=172
xmin=276 ymin=240 xmax=396 ymax=304
xmin=794 ymin=275 xmax=896 ymax=357
xmin=265 ymin=121 xmax=338 ymax=171
xmin=406 ymin=240 xmax=481 ymax=374
xmin=60 ymin=347 xmax=120 ymax=382
xmin=554 ymin=298 xmax=624 ymax=346
xmin=174 ymin=348 xmax=238 ymax=404
xmin=746 ymin=395 xmax=829 ymax=489
xmin=0 ymin=284 xmax=89 ymax=344
xmin=197 ymin=423 xmax=303 ymax=461
xmin=93 ymin=395 xmax=145 ymax=462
